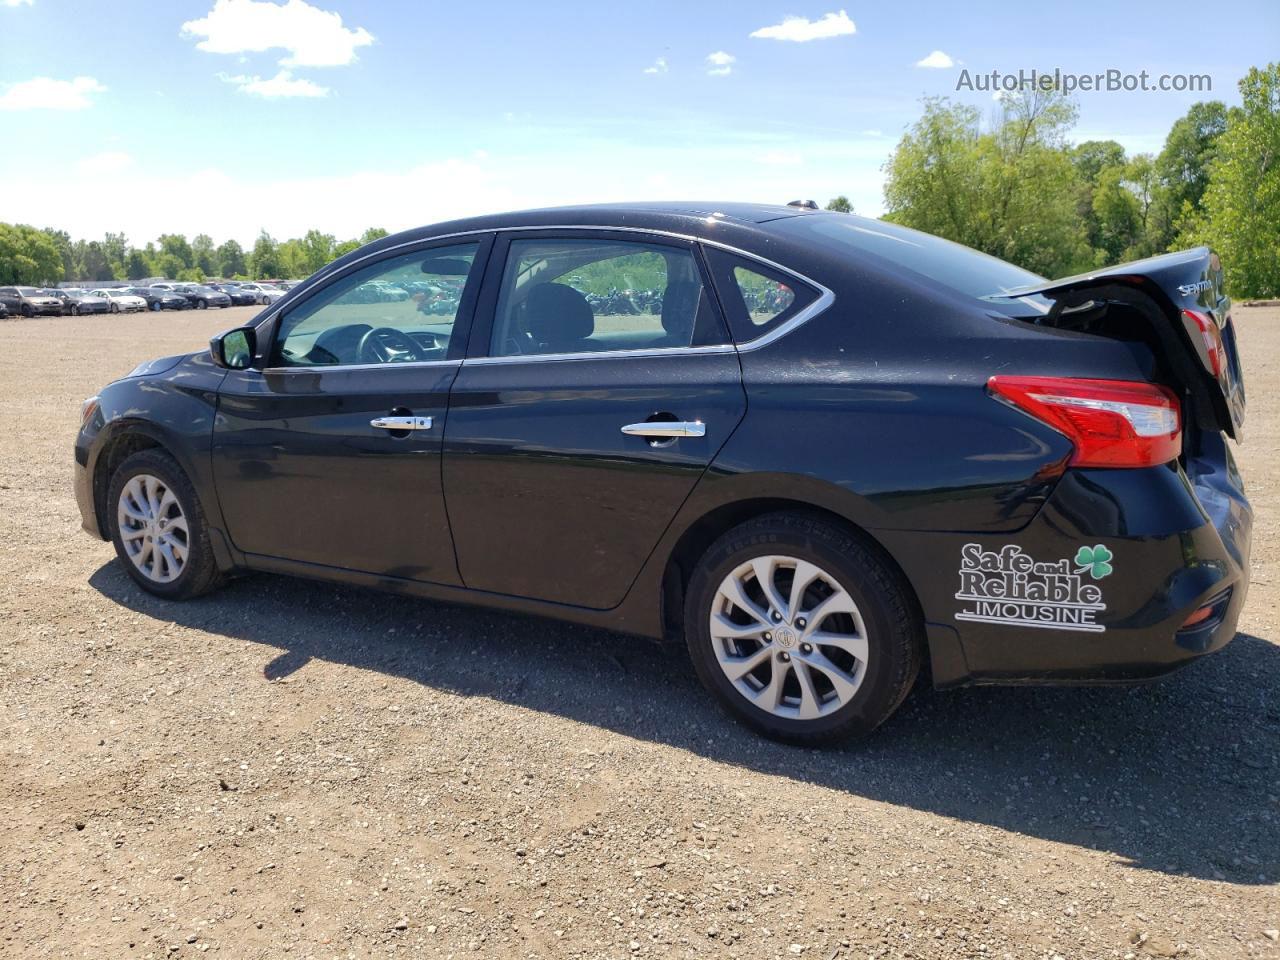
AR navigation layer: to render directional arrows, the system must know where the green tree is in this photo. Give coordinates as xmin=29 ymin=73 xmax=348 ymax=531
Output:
xmin=0 ymin=223 xmax=64 ymax=284
xmin=41 ymin=228 xmax=77 ymax=279
xmin=359 ymin=227 xmax=389 ymax=245
xmin=158 ymin=233 xmax=194 ymax=271
xmin=1157 ymin=100 xmax=1228 ymax=244
xmin=125 ymin=249 xmax=150 ymax=280
xmin=102 ymin=232 xmax=129 ymax=277
xmin=1091 ymin=164 xmax=1142 ymax=262
xmin=824 ymin=196 xmax=853 ymax=213
xmin=192 ymin=234 xmax=216 ymax=277
xmin=216 ymin=239 xmax=246 ymax=277
xmin=81 ymin=241 xmax=115 ymax=280
xmin=300 ymin=229 xmax=336 ymax=274
xmin=333 ymin=238 xmax=361 ymax=258
xmin=249 ymin=231 xmax=281 ymax=279
xmin=883 ymin=91 xmax=1091 ymax=277
xmin=1179 ymin=63 xmax=1280 ymax=297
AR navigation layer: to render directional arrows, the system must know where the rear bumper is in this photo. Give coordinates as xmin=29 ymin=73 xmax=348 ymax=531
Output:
xmin=884 ymin=437 xmax=1251 ymax=687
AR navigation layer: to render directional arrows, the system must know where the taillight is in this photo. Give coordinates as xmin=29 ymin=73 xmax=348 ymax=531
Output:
xmin=988 ymin=376 xmax=1181 ymax=468
xmin=1183 ymin=308 xmax=1226 ymax=379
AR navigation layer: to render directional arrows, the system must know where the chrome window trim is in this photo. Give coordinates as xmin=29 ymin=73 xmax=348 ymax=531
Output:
xmin=260 ymin=358 xmax=462 ymax=375
xmin=464 ymin=344 xmax=736 ymax=367
xmin=254 ymin=224 xmax=834 ymax=370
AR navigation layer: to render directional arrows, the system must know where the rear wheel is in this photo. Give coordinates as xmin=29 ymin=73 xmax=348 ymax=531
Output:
xmin=684 ymin=512 xmax=922 ymax=744
xmin=110 ymin=303 xmax=119 ymax=314
xmin=21 ymin=304 xmax=32 ymax=318
xmin=70 ymin=304 xmax=79 ymax=316
xmin=197 ymin=299 xmax=208 ymax=310
xmin=108 ymin=449 xmax=224 ymax=600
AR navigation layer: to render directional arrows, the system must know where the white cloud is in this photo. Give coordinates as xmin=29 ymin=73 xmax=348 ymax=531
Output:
xmin=916 ymin=50 xmax=956 ymax=68
xmin=750 ymin=10 xmax=855 ymax=42
xmin=706 ymin=51 xmax=735 ymax=76
xmin=0 ymin=76 xmax=106 ymax=111
xmin=757 ymin=149 xmax=803 ymax=166
xmin=219 ymin=69 xmax=329 ymax=97
xmin=3 ymin=0 xmax=35 ymax=7
xmin=181 ymin=0 xmax=373 ymax=68
xmin=79 ymin=152 xmax=134 ymax=175
xmin=861 ymin=129 xmax=884 ymax=137
xmin=643 ymin=57 xmax=668 ymax=75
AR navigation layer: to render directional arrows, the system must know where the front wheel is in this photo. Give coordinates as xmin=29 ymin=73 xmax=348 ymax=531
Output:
xmin=110 ymin=303 xmax=119 ymax=314
xmin=197 ymin=299 xmax=208 ymax=310
xmin=684 ymin=512 xmax=922 ymax=744
xmin=108 ymin=449 xmax=224 ymax=600
xmin=70 ymin=304 xmax=79 ymax=316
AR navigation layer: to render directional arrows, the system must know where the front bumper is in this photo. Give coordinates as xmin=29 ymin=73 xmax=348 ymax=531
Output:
xmin=885 ymin=435 xmax=1252 ymax=686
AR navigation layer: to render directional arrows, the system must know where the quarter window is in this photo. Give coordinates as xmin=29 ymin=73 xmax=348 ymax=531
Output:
xmin=732 ymin=266 xmax=797 ymax=326
xmin=489 ymin=238 xmax=722 ymax=358
xmin=270 ymin=243 xmax=478 ymax=367
xmin=703 ymin=248 xmax=818 ymax=344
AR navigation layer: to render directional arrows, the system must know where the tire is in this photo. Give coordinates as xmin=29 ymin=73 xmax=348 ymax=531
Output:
xmin=21 ymin=304 xmax=32 ymax=318
xmin=151 ymin=301 xmax=160 ymax=311
xmin=110 ymin=303 xmax=119 ymax=314
xmin=70 ymin=305 xmax=79 ymax=316
xmin=197 ymin=299 xmax=207 ymax=310
xmin=107 ymin=449 xmax=225 ymax=600
xmin=684 ymin=511 xmax=922 ymax=745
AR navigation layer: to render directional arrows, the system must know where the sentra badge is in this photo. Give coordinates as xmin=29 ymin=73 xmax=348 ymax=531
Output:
xmin=955 ymin=544 xmax=1110 ymax=633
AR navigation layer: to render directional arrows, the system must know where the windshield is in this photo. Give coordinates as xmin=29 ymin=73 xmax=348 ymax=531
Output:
xmin=769 ymin=215 xmax=1044 ymax=301
xmin=16 ymin=287 xmax=40 ymax=296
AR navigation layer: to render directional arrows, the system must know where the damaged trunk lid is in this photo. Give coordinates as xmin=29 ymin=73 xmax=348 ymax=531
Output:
xmin=999 ymin=247 xmax=1245 ymax=440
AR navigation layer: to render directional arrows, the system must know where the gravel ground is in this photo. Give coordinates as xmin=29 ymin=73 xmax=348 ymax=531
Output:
xmin=1 ymin=305 xmax=1277 ymax=960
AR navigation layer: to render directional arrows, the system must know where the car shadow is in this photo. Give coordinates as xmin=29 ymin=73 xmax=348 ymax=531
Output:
xmin=89 ymin=561 xmax=1279 ymax=886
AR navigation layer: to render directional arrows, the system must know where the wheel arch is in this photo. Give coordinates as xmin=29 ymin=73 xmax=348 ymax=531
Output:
xmin=659 ymin=496 xmax=926 ymax=650
xmin=91 ymin=424 xmax=171 ymax=540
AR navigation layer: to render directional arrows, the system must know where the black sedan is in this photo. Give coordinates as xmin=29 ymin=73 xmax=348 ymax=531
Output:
xmin=174 ymin=284 xmax=231 ymax=309
xmin=126 ymin=287 xmax=190 ymax=311
xmin=0 ymin=285 xmax=64 ymax=317
xmin=209 ymin=283 xmax=258 ymax=306
xmin=73 ymin=202 xmax=1251 ymax=743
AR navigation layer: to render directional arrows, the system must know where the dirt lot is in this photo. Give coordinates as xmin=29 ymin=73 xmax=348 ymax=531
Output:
xmin=1 ymin=305 xmax=1277 ymax=960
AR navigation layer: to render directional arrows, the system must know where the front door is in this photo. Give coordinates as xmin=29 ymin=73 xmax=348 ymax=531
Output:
xmin=212 ymin=237 xmax=491 ymax=583
xmin=443 ymin=230 xmax=746 ymax=608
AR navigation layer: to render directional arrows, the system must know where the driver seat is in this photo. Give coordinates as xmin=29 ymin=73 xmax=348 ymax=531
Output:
xmin=523 ymin=283 xmax=595 ymax=354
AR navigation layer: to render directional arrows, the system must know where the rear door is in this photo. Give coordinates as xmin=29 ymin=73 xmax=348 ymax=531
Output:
xmin=442 ymin=230 xmax=746 ymax=609
xmin=212 ymin=236 xmax=491 ymax=583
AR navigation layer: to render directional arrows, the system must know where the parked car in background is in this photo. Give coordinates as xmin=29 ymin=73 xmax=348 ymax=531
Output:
xmin=210 ymin=283 xmax=258 ymax=306
xmin=238 ymin=282 xmax=286 ymax=305
xmin=0 ymin=286 xmax=64 ymax=317
xmin=90 ymin=289 xmax=148 ymax=313
xmin=177 ymin=284 xmax=232 ymax=309
xmin=46 ymin=288 xmax=110 ymax=316
xmin=0 ymin=300 xmax=8 ymax=319
xmin=125 ymin=287 xmax=190 ymax=311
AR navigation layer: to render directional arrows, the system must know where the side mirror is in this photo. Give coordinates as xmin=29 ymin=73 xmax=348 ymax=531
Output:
xmin=210 ymin=326 xmax=256 ymax=369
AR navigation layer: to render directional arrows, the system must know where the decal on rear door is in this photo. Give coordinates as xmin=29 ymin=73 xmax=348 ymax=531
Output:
xmin=955 ymin=544 xmax=1111 ymax=633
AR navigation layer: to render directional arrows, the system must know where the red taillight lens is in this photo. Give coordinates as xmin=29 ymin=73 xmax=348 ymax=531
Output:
xmin=1183 ymin=308 xmax=1226 ymax=379
xmin=988 ymin=376 xmax=1182 ymax=468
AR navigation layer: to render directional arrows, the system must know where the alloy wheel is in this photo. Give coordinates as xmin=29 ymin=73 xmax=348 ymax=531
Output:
xmin=116 ymin=474 xmax=189 ymax=583
xmin=709 ymin=554 xmax=869 ymax=720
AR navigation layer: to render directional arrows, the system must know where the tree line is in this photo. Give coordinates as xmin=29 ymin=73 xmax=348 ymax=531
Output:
xmin=0 ymin=224 xmax=391 ymax=286
xmin=1 ymin=63 xmax=1275 ymax=296
xmin=869 ymin=62 xmax=1279 ymax=298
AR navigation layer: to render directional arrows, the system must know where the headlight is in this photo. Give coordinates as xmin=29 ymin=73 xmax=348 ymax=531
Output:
xmin=80 ymin=396 xmax=100 ymax=426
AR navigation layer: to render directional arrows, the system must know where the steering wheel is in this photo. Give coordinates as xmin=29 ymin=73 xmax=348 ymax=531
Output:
xmin=356 ymin=326 xmax=425 ymax=364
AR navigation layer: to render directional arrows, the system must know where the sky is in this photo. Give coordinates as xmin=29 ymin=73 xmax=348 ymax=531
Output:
xmin=1 ymin=0 xmax=1277 ymax=247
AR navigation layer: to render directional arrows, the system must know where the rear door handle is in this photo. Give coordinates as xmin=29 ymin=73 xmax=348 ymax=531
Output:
xmin=371 ymin=415 xmax=433 ymax=431
xmin=620 ymin=420 xmax=706 ymax=438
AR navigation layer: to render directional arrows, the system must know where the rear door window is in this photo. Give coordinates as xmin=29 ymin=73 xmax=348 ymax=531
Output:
xmin=487 ymin=236 xmax=727 ymax=358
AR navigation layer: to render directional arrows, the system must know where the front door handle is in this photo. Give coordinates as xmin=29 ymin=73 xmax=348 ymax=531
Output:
xmin=371 ymin=415 xmax=433 ymax=431
xmin=620 ymin=420 xmax=706 ymax=438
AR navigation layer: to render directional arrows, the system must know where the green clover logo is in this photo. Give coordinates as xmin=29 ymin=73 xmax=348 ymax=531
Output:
xmin=1074 ymin=544 xmax=1114 ymax=579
